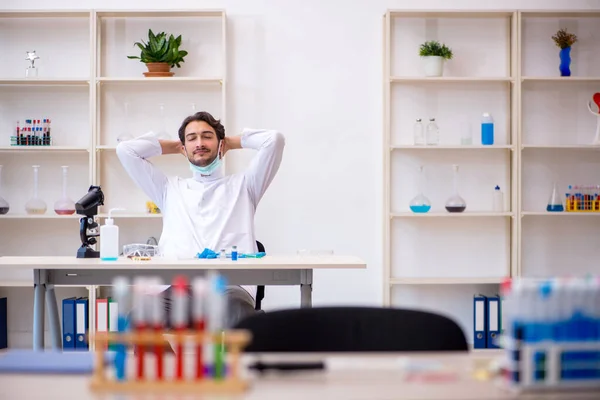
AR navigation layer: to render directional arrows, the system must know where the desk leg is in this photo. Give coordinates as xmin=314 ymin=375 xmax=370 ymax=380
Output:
xmin=45 ymin=284 xmax=62 ymax=351
xmin=33 ymin=269 xmax=46 ymax=351
xmin=300 ymin=269 xmax=313 ymax=308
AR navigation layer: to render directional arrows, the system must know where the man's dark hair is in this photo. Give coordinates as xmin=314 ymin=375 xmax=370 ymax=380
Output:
xmin=178 ymin=111 xmax=225 ymax=144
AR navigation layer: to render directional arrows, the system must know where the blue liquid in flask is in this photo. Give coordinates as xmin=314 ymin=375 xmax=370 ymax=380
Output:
xmin=546 ymin=204 xmax=564 ymax=212
xmin=410 ymin=205 xmax=431 ymax=213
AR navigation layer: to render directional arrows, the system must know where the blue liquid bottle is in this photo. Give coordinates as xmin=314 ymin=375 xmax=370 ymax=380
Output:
xmin=481 ymin=113 xmax=494 ymax=145
xmin=409 ymin=165 xmax=431 ymax=213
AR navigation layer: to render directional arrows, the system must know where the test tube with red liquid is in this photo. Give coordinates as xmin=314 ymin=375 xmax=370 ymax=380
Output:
xmin=132 ymin=277 xmax=148 ymax=380
xmin=192 ymin=277 xmax=207 ymax=379
xmin=149 ymin=277 xmax=165 ymax=380
xmin=171 ymin=275 xmax=189 ymax=380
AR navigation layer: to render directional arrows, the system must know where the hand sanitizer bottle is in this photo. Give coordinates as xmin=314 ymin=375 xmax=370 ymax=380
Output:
xmin=100 ymin=208 xmax=124 ymax=261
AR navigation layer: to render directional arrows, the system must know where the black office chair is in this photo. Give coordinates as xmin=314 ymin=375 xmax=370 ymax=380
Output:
xmin=233 ymin=306 xmax=468 ymax=352
xmin=255 ymin=241 xmax=266 ymax=311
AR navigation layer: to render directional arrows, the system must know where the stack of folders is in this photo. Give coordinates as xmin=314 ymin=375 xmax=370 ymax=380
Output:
xmin=62 ymin=297 xmax=119 ymax=350
xmin=473 ymin=293 xmax=503 ymax=349
xmin=0 ymin=297 xmax=7 ymax=349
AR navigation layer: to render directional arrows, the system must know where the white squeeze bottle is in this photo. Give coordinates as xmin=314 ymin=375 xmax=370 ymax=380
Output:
xmin=100 ymin=208 xmax=124 ymax=261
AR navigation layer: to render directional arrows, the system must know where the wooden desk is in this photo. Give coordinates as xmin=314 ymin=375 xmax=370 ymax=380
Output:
xmin=0 ymin=351 xmax=598 ymax=399
xmin=0 ymin=255 xmax=366 ymax=351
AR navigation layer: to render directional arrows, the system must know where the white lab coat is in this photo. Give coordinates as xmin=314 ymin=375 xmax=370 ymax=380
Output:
xmin=116 ymin=128 xmax=285 ymax=299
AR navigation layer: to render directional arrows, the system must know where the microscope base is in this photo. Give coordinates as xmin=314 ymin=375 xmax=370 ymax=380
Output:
xmin=77 ymin=245 xmax=100 ymax=259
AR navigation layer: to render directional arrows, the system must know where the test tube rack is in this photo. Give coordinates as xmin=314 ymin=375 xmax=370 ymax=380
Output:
xmin=565 ymin=186 xmax=600 ymax=212
xmin=90 ymin=329 xmax=252 ymax=394
xmin=504 ymin=339 xmax=600 ymax=392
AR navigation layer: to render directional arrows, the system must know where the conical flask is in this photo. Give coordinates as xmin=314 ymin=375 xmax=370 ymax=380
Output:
xmin=54 ymin=166 xmax=76 ymax=215
xmin=0 ymin=165 xmax=9 ymax=215
xmin=547 ymin=182 xmax=564 ymax=212
xmin=25 ymin=165 xmax=47 ymax=215
xmin=445 ymin=164 xmax=467 ymax=213
xmin=409 ymin=165 xmax=431 ymax=213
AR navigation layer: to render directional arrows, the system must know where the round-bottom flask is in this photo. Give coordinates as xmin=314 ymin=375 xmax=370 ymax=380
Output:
xmin=0 ymin=165 xmax=9 ymax=215
xmin=409 ymin=165 xmax=431 ymax=213
xmin=54 ymin=166 xmax=76 ymax=215
xmin=25 ymin=165 xmax=47 ymax=215
xmin=445 ymin=164 xmax=466 ymax=213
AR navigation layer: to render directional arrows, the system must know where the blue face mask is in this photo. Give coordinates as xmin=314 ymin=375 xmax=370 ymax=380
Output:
xmin=188 ymin=140 xmax=222 ymax=176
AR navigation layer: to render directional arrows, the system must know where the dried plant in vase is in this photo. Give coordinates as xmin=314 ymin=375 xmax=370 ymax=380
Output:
xmin=552 ymin=28 xmax=578 ymax=77
xmin=419 ymin=40 xmax=453 ymax=77
xmin=128 ymin=29 xmax=188 ymax=77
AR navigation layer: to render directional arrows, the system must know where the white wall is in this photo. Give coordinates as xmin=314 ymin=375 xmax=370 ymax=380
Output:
xmin=1 ymin=0 xmax=597 ymax=313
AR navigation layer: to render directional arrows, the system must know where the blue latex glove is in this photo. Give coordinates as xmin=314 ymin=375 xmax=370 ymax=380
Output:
xmin=197 ymin=248 xmax=219 ymax=259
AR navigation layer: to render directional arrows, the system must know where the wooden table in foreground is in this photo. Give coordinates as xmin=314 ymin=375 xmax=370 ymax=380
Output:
xmin=0 ymin=351 xmax=598 ymax=400
xmin=0 ymin=255 xmax=366 ymax=351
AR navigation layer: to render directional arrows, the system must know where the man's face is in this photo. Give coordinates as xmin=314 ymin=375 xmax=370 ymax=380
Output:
xmin=183 ymin=120 xmax=220 ymax=167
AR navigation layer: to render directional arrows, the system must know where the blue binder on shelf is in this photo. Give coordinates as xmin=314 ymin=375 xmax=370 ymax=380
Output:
xmin=473 ymin=294 xmax=488 ymax=349
xmin=0 ymin=297 xmax=7 ymax=349
xmin=486 ymin=295 xmax=501 ymax=349
xmin=75 ymin=297 xmax=89 ymax=350
xmin=62 ymin=297 xmax=76 ymax=350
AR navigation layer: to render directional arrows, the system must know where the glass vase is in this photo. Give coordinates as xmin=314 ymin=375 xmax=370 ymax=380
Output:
xmin=409 ymin=165 xmax=431 ymax=213
xmin=25 ymin=165 xmax=47 ymax=215
xmin=445 ymin=164 xmax=467 ymax=213
xmin=54 ymin=165 xmax=75 ymax=215
xmin=0 ymin=165 xmax=9 ymax=215
xmin=559 ymin=47 xmax=571 ymax=77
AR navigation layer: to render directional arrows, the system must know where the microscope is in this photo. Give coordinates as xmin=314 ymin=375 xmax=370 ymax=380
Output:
xmin=75 ymin=185 xmax=104 ymax=258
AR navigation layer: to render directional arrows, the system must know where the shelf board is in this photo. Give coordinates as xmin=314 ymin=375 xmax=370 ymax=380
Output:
xmin=0 ymin=10 xmax=90 ymax=18
xmin=391 ymin=212 xmax=513 ymax=218
xmin=0 ymin=146 xmax=90 ymax=152
xmin=522 ymin=144 xmax=600 ymax=150
xmin=97 ymin=77 xmax=222 ymax=84
xmin=97 ymin=213 xmax=162 ymax=218
xmin=520 ymin=11 xmax=600 ymax=18
xmin=0 ymin=281 xmax=33 ymax=287
xmin=522 ymin=76 xmax=600 ymax=82
xmin=390 ymin=277 xmax=506 ymax=285
xmin=95 ymin=10 xmax=224 ymax=18
xmin=392 ymin=145 xmax=513 ymax=150
xmin=0 ymin=79 xmax=90 ymax=86
xmin=522 ymin=211 xmax=600 ymax=217
xmin=388 ymin=10 xmax=515 ymax=18
xmin=390 ymin=76 xmax=513 ymax=83
xmin=0 ymin=214 xmax=80 ymax=219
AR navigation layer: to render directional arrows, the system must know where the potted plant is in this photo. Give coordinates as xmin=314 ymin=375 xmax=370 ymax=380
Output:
xmin=552 ymin=28 xmax=577 ymax=77
xmin=419 ymin=40 xmax=453 ymax=77
xmin=128 ymin=29 xmax=188 ymax=77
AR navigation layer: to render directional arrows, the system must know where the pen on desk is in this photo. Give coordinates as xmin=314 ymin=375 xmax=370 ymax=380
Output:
xmin=192 ymin=277 xmax=207 ymax=379
xmin=172 ymin=275 xmax=189 ymax=380
xmin=112 ymin=276 xmax=130 ymax=381
xmin=150 ymin=277 xmax=165 ymax=380
xmin=132 ymin=276 xmax=147 ymax=381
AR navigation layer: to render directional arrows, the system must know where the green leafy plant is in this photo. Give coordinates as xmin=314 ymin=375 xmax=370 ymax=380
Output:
xmin=419 ymin=40 xmax=453 ymax=60
xmin=127 ymin=29 xmax=188 ymax=68
xmin=552 ymin=28 xmax=578 ymax=49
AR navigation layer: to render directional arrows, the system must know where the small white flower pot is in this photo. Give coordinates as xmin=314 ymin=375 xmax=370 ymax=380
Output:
xmin=423 ymin=56 xmax=444 ymax=77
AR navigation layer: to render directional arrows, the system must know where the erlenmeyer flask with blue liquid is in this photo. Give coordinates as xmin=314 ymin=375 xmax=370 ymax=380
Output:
xmin=409 ymin=165 xmax=431 ymax=213
xmin=547 ymin=182 xmax=564 ymax=212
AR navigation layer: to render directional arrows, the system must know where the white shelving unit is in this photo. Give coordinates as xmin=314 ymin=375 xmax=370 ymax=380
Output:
xmin=383 ymin=10 xmax=519 ymax=345
xmin=0 ymin=9 xmax=227 ymax=349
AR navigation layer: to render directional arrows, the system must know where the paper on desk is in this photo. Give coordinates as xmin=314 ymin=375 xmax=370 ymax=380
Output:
xmin=0 ymin=350 xmax=114 ymax=374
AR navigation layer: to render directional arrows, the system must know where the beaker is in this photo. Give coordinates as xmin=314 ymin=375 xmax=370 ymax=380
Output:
xmin=25 ymin=165 xmax=47 ymax=215
xmin=445 ymin=164 xmax=467 ymax=213
xmin=546 ymin=182 xmax=564 ymax=212
xmin=116 ymin=101 xmax=134 ymax=143
xmin=409 ymin=165 xmax=431 ymax=213
xmin=0 ymin=165 xmax=9 ymax=215
xmin=54 ymin=166 xmax=76 ymax=215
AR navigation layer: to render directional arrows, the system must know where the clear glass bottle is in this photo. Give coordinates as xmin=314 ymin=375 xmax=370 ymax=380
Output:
xmin=445 ymin=164 xmax=467 ymax=213
xmin=0 ymin=165 xmax=9 ymax=215
xmin=25 ymin=165 xmax=47 ymax=215
xmin=413 ymin=118 xmax=425 ymax=146
xmin=409 ymin=165 xmax=431 ymax=213
xmin=54 ymin=166 xmax=76 ymax=215
xmin=156 ymin=103 xmax=171 ymax=140
xmin=116 ymin=101 xmax=134 ymax=143
xmin=460 ymin=119 xmax=473 ymax=145
xmin=426 ymin=117 xmax=439 ymax=145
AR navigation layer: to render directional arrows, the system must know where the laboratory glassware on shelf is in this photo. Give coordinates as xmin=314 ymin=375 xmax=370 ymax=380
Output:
xmin=445 ymin=164 xmax=466 ymax=213
xmin=426 ymin=117 xmax=439 ymax=145
xmin=409 ymin=165 xmax=431 ymax=213
xmin=25 ymin=165 xmax=47 ymax=215
xmin=565 ymin=184 xmax=600 ymax=212
xmin=12 ymin=119 xmax=52 ymax=147
xmin=413 ymin=118 xmax=425 ymax=145
xmin=460 ymin=120 xmax=473 ymax=145
xmin=156 ymin=103 xmax=171 ymax=140
xmin=116 ymin=102 xmax=134 ymax=143
xmin=546 ymin=182 xmax=564 ymax=212
xmin=0 ymin=165 xmax=9 ymax=215
xmin=53 ymin=166 xmax=76 ymax=215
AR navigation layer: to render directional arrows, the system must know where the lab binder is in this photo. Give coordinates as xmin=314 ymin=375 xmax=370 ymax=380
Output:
xmin=473 ymin=294 xmax=488 ymax=349
xmin=62 ymin=297 xmax=77 ymax=350
xmin=486 ymin=295 xmax=501 ymax=348
xmin=0 ymin=297 xmax=7 ymax=349
xmin=75 ymin=297 xmax=89 ymax=350
xmin=96 ymin=298 xmax=108 ymax=350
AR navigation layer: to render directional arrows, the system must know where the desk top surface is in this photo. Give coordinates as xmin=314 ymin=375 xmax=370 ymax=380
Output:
xmin=0 ymin=255 xmax=366 ymax=270
xmin=0 ymin=351 xmax=597 ymax=400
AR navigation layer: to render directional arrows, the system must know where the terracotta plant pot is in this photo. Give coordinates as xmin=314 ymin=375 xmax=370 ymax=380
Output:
xmin=143 ymin=62 xmax=174 ymax=77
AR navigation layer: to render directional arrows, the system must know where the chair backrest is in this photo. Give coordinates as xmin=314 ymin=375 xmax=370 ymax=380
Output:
xmin=234 ymin=306 xmax=468 ymax=352
xmin=255 ymin=241 xmax=266 ymax=310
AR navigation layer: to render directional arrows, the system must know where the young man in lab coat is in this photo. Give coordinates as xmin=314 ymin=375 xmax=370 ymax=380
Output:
xmin=116 ymin=111 xmax=285 ymax=328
